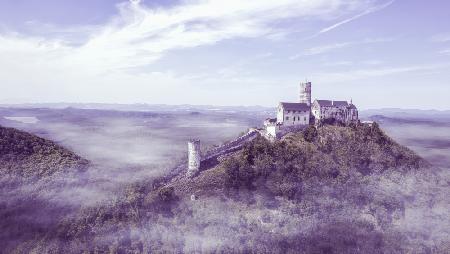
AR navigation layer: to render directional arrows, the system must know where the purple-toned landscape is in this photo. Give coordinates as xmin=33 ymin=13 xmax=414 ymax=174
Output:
xmin=1 ymin=1 xmax=449 ymax=253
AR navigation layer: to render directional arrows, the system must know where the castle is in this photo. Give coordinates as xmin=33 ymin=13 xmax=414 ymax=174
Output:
xmin=264 ymin=81 xmax=358 ymax=139
xmin=187 ymin=80 xmax=359 ymax=177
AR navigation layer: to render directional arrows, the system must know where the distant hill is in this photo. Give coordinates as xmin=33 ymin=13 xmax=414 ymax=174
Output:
xmin=368 ymin=114 xmax=450 ymax=127
xmin=0 ymin=125 xmax=88 ymax=179
xmin=0 ymin=103 xmax=274 ymax=113
xmin=360 ymin=108 xmax=450 ymax=122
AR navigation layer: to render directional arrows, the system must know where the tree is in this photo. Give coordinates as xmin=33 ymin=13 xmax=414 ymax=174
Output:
xmin=303 ymin=126 xmax=318 ymax=142
xmin=158 ymin=187 xmax=175 ymax=202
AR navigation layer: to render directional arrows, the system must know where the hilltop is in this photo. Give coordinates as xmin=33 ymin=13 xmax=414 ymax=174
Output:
xmin=159 ymin=122 xmax=428 ymax=199
xmin=0 ymin=125 xmax=89 ymax=179
xmin=20 ymin=122 xmax=448 ymax=254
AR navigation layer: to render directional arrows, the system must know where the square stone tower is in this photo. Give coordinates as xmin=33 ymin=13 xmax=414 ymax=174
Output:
xmin=187 ymin=139 xmax=201 ymax=177
xmin=299 ymin=81 xmax=312 ymax=106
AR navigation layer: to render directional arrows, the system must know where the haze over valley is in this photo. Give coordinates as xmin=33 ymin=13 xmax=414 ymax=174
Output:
xmin=1 ymin=0 xmax=450 ymax=252
xmin=0 ymin=105 xmax=449 ymax=252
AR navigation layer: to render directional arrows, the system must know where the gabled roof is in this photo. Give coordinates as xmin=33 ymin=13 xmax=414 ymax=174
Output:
xmin=314 ymin=100 xmax=332 ymax=107
xmin=279 ymin=102 xmax=310 ymax=111
xmin=314 ymin=100 xmax=351 ymax=107
xmin=348 ymin=104 xmax=357 ymax=109
xmin=333 ymin=101 xmax=349 ymax=107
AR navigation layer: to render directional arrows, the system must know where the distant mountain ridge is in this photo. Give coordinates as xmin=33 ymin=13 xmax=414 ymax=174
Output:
xmin=0 ymin=103 xmax=274 ymax=113
xmin=360 ymin=108 xmax=450 ymax=121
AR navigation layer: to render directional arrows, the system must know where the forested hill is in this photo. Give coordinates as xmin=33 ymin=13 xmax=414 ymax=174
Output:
xmin=0 ymin=125 xmax=88 ymax=179
xmin=214 ymin=123 xmax=429 ymax=196
xmin=165 ymin=122 xmax=430 ymax=198
xmin=12 ymin=123 xmax=445 ymax=253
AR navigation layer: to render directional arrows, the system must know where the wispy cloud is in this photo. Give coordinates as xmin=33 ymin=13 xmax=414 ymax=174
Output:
xmin=431 ymin=34 xmax=450 ymax=43
xmin=290 ymin=37 xmax=393 ymax=59
xmin=315 ymin=63 xmax=450 ymax=83
xmin=323 ymin=60 xmax=383 ymax=67
xmin=439 ymin=49 xmax=450 ymax=55
xmin=299 ymin=42 xmax=353 ymax=57
xmin=0 ymin=0 xmax=381 ymax=71
xmin=361 ymin=60 xmax=384 ymax=65
xmin=318 ymin=0 xmax=395 ymax=34
xmin=324 ymin=61 xmax=353 ymax=66
xmin=0 ymin=0 xmax=393 ymax=104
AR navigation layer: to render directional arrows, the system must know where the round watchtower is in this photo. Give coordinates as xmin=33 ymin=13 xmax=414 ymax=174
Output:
xmin=187 ymin=139 xmax=201 ymax=177
xmin=299 ymin=81 xmax=312 ymax=106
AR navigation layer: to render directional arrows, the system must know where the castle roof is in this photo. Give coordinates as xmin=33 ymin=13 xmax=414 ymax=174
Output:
xmin=279 ymin=102 xmax=310 ymax=111
xmin=333 ymin=101 xmax=349 ymax=107
xmin=315 ymin=100 xmax=332 ymax=107
xmin=315 ymin=100 xmax=350 ymax=107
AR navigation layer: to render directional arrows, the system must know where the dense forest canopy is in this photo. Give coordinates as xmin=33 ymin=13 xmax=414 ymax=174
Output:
xmin=222 ymin=123 xmax=428 ymax=198
xmin=0 ymin=125 xmax=88 ymax=178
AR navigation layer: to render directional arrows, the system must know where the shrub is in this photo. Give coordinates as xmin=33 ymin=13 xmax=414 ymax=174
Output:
xmin=158 ymin=186 xmax=175 ymax=202
xmin=224 ymin=158 xmax=255 ymax=189
xmin=303 ymin=125 xmax=318 ymax=142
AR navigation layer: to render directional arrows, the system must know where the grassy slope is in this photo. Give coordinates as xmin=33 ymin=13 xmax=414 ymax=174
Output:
xmin=0 ymin=125 xmax=89 ymax=178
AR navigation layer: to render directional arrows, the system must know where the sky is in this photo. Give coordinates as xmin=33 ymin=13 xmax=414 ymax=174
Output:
xmin=0 ymin=0 xmax=449 ymax=110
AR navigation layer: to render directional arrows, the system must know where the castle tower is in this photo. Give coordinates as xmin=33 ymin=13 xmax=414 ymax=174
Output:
xmin=187 ymin=139 xmax=201 ymax=177
xmin=299 ymin=81 xmax=312 ymax=106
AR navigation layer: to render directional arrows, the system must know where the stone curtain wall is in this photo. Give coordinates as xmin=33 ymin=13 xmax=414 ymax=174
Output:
xmin=203 ymin=130 xmax=260 ymax=161
xmin=195 ymin=130 xmax=260 ymax=173
xmin=165 ymin=130 xmax=262 ymax=179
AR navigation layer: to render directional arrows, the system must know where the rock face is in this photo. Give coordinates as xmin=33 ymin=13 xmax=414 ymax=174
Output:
xmin=0 ymin=125 xmax=89 ymax=179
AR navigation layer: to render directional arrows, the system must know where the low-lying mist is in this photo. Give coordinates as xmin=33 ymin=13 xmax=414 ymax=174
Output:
xmin=0 ymin=107 xmax=449 ymax=252
xmin=0 ymin=107 xmax=266 ymax=182
xmin=0 ymin=107 xmax=270 ymax=250
xmin=371 ymin=114 xmax=450 ymax=167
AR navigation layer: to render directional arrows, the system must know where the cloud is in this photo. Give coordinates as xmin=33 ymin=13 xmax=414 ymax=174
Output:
xmin=290 ymin=42 xmax=352 ymax=59
xmin=0 ymin=0 xmax=382 ymax=103
xmin=318 ymin=0 xmax=395 ymax=34
xmin=0 ymin=1 xmax=380 ymax=70
xmin=324 ymin=61 xmax=353 ymax=66
xmin=324 ymin=60 xmax=383 ymax=67
xmin=431 ymin=34 xmax=450 ymax=43
xmin=439 ymin=49 xmax=450 ymax=55
xmin=290 ymin=37 xmax=393 ymax=59
xmin=314 ymin=63 xmax=450 ymax=83
xmin=71 ymin=0 xmax=381 ymax=70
